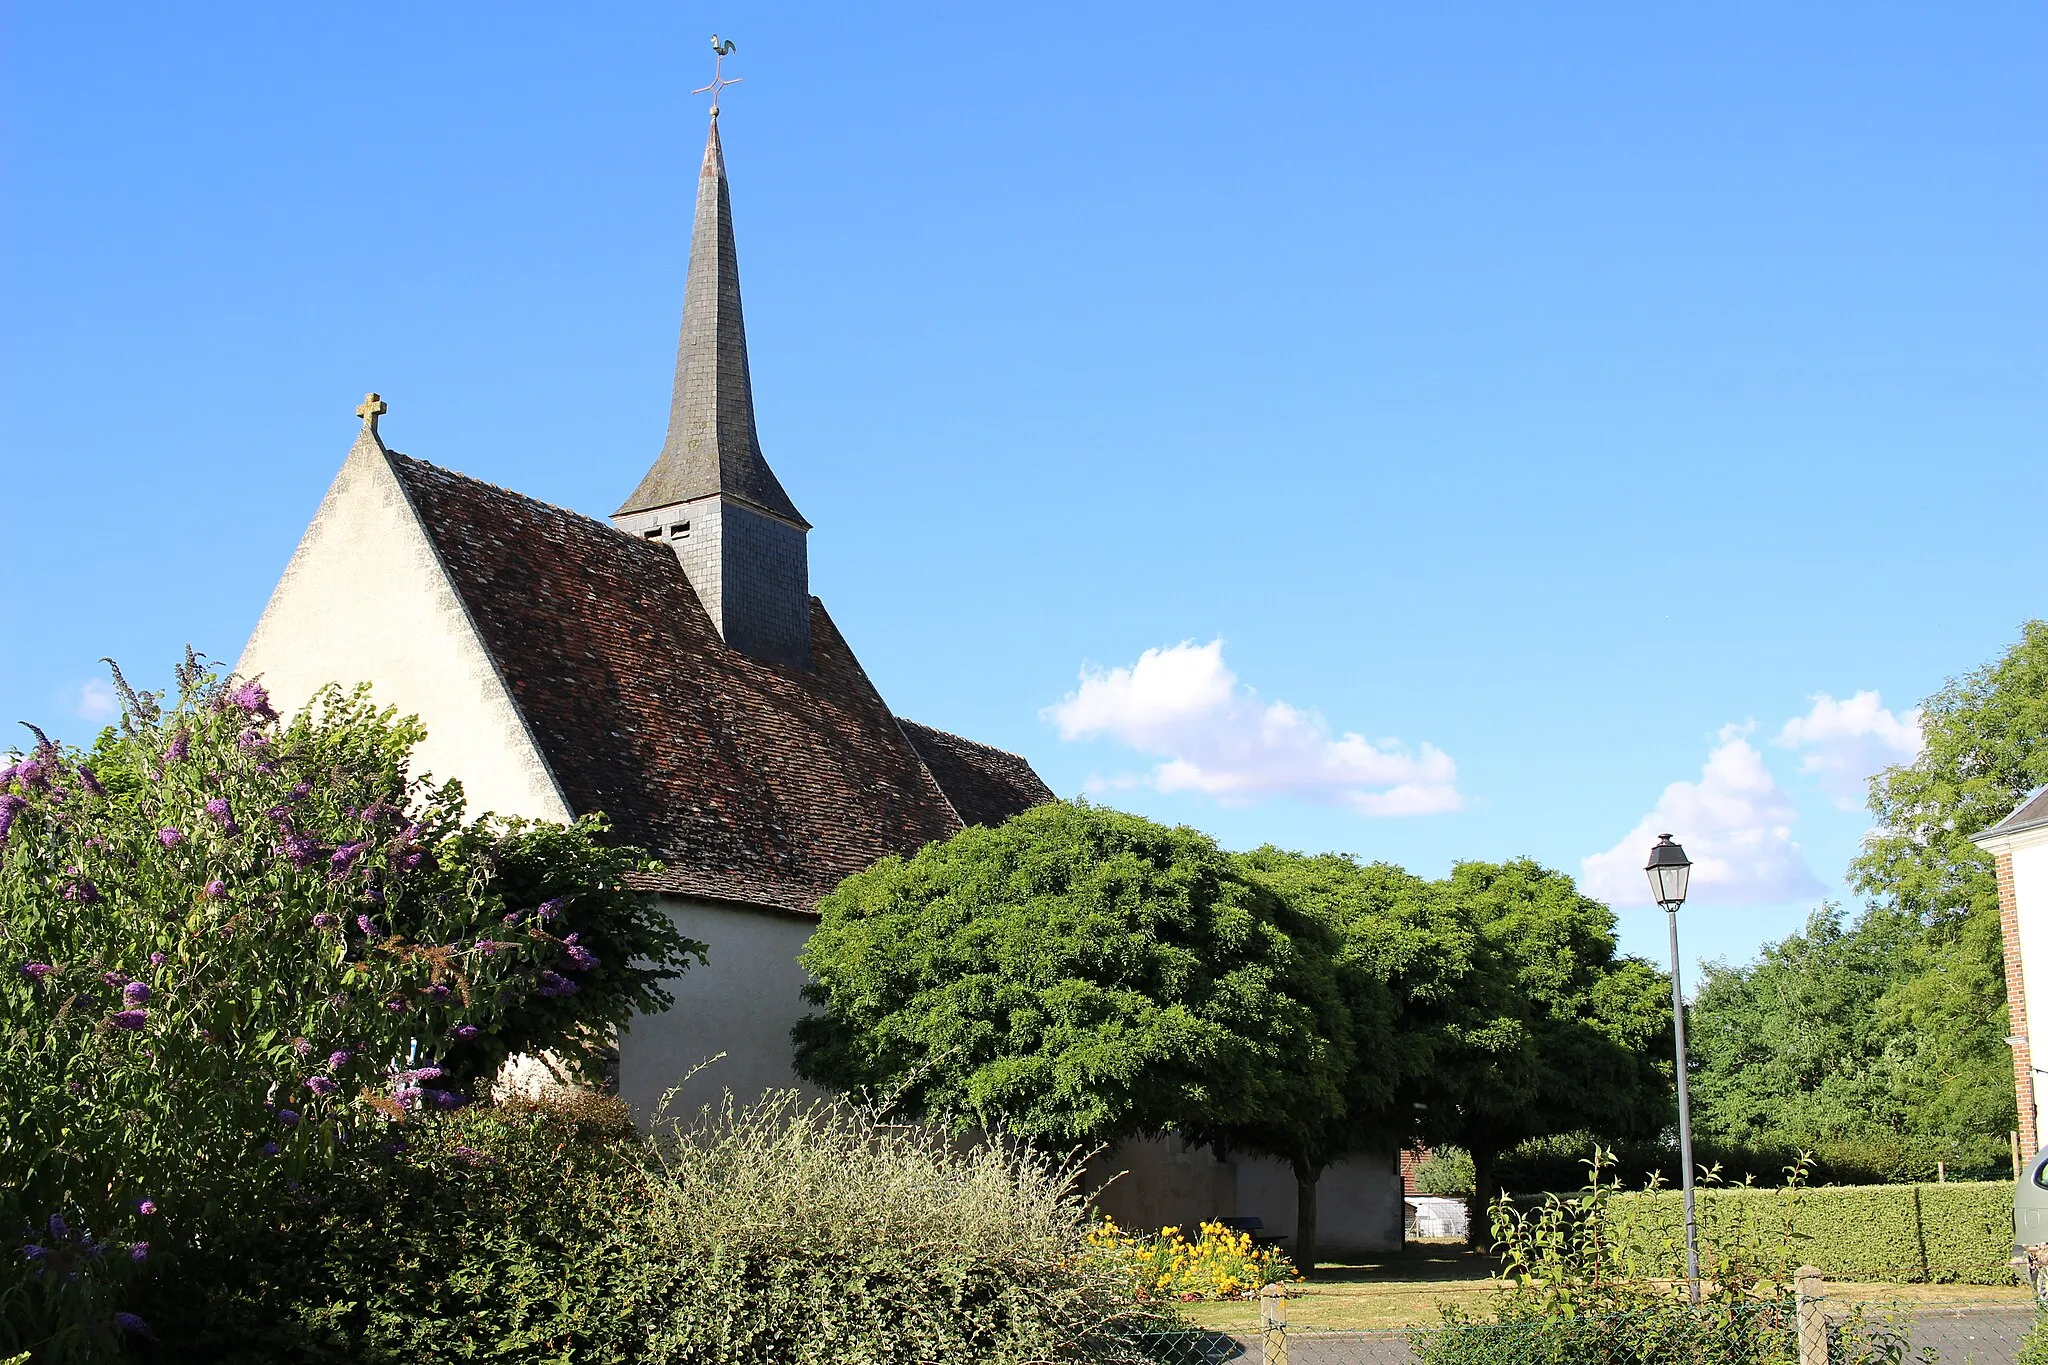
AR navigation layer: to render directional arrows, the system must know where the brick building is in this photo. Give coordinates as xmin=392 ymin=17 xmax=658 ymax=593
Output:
xmin=1975 ymin=787 xmax=2048 ymax=1158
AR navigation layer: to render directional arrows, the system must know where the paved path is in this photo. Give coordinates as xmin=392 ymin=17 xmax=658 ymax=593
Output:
xmin=1168 ymin=1303 xmax=2039 ymax=1365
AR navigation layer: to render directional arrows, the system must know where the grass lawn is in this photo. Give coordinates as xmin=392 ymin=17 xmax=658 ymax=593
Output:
xmin=1178 ymin=1241 xmax=2034 ymax=1334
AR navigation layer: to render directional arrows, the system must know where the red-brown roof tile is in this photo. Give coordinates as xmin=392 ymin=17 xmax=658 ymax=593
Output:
xmin=386 ymin=452 xmax=1045 ymax=914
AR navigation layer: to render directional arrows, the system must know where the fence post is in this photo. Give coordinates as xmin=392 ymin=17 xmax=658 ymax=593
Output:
xmin=1795 ymin=1265 xmax=1826 ymax=1365
xmin=1259 ymin=1281 xmax=1288 ymax=1365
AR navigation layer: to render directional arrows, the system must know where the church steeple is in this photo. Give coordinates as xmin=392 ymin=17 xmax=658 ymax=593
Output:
xmin=618 ymin=117 xmax=805 ymax=528
xmin=614 ymin=96 xmax=813 ymax=669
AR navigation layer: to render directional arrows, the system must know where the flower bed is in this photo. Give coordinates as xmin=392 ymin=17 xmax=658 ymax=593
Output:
xmin=1087 ymin=1217 xmax=1297 ymax=1301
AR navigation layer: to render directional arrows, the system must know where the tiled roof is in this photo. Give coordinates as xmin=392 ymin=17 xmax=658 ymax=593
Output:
xmin=1984 ymin=786 xmax=2048 ymax=841
xmin=898 ymin=721 xmax=1055 ymax=830
xmin=385 ymin=451 xmax=1044 ymax=914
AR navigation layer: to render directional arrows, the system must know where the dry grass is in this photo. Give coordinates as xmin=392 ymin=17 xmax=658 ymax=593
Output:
xmin=1179 ymin=1241 xmax=2033 ymax=1333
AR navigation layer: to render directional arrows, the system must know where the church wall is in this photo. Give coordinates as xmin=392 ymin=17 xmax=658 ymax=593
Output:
xmin=618 ymin=896 xmax=825 ymax=1122
xmin=1087 ymin=1138 xmax=1403 ymax=1255
xmin=237 ymin=437 xmax=571 ymax=825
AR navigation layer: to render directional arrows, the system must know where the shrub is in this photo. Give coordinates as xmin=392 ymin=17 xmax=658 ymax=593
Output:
xmin=132 ymin=1091 xmax=1169 ymax=1364
xmin=1411 ymin=1149 xmax=1910 ymax=1365
xmin=1606 ymin=1182 xmax=2015 ymax=1285
xmin=1415 ymin=1146 xmax=1478 ymax=1196
xmin=1085 ymin=1217 xmax=1295 ymax=1301
xmin=635 ymin=1092 xmax=1164 ymax=1362
xmin=0 ymin=657 xmax=700 ymax=1361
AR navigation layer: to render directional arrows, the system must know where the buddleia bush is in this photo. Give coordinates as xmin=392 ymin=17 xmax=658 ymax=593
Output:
xmin=0 ymin=655 xmax=699 ymax=1362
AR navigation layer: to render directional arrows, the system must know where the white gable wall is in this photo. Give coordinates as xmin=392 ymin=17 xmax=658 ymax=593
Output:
xmin=618 ymin=897 xmax=825 ymax=1122
xmin=238 ymin=432 xmax=571 ymax=824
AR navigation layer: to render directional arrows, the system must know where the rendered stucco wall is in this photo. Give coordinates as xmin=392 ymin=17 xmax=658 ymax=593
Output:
xmin=618 ymin=897 xmax=824 ymax=1122
xmin=237 ymin=433 xmax=571 ymax=825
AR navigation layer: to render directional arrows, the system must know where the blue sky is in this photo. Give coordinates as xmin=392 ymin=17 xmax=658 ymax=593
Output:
xmin=4 ymin=2 xmax=2042 ymax=974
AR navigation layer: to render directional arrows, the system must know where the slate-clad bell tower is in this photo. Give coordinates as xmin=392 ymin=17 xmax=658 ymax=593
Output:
xmin=614 ymin=111 xmax=812 ymax=669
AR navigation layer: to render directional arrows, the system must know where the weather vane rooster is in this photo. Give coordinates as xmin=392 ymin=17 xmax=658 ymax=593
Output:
xmin=695 ymin=34 xmax=742 ymax=116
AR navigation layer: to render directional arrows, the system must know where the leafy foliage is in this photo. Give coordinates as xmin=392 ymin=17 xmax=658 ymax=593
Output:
xmin=1415 ymin=1151 xmax=1928 ymax=1365
xmin=1416 ymin=860 xmax=1673 ymax=1237
xmin=0 ymin=656 xmax=700 ymax=1361
xmin=133 ymin=1092 xmax=1169 ymax=1364
xmin=1688 ymin=622 xmax=2048 ymax=1179
xmin=791 ymin=802 xmax=1351 ymax=1149
xmin=1414 ymin=1146 xmax=1478 ymax=1196
xmin=1607 ymin=1179 xmax=2015 ymax=1285
xmin=1084 ymin=1217 xmax=1295 ymax=1301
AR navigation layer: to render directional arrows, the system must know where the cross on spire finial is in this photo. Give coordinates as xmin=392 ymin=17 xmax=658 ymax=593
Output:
xmin=356 ymin=392 xmax=387 ymax=435
xmin=693 ymin=34 xmax=742 ymax=116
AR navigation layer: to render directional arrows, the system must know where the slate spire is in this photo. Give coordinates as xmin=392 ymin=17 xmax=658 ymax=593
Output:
xmin=618 ymin=116 xmax=807 ymax=527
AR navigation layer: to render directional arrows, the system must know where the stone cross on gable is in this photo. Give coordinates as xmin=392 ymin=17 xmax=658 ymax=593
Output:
xmin=356 ymin=392 xmax=388 ymax=436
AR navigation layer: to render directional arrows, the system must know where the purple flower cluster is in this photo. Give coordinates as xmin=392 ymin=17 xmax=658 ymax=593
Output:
xmin=0 ymin=793 xmax=28 ymax=846
xmin=536 ymin=971 xmax=578 ymax=999
xmin=113 ymin=1311 xmax=152 ymax=1338
xmin=205 ymin=878 xmax=229 ymax=900
xmin=562 ymin=934 xmax=598 ymax=971
xmin=77 ymin=764 xmax=105 ymax=796
xmin=311 ymin=912 xmax=337 ymax=929
xmin=21 ymin=962 xmax=54 ymax=980
xmin=536 ymin=897 xmax=565 ymax=920
xmin=138 ymin=1199 xmax=157 ymax=1216
xmin=228 ymin=679 xmax=278 ymax=722
xmin=281 ymin=833 xmax=324 ymax=869
xmin=123 ymin=981 xmax=150 ymax=1006
xmin=330 ymin=842 xmax=368 ymax=875
xmin=110 ymin=1010 xmax=148 ymax=1031
xmin=328 ymin=1050 xmax=351 ymax=1069
xmin=291 ymin=1036 xmax=313 ymax=1058
xmin=451 ymin=1024 xmax=480 ymax=1041
xmin=276 ymin=1109 xmax=300 ymax=1128
xmin=157 ymin=827 xmax=183 ymax=849
xmin=204 ymin=797 xmax=243 ymax=835
xmin=356 ymin=914 xmax=380 ymax=938
xmin=149 ymin=951 xmax=166 ymax=965
xmin=236 ymin=727 xmax=269 ymax=752
xmin=62 ymin=875 xmax=101 ymax=903
xmin=305 ymin=1075 xmax=339 ymax=1096
xmin=165 ymin=731 xmax=190 ymax=763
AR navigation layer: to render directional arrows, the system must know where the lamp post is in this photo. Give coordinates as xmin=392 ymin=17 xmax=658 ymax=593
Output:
xmin=1646 ymin=833 xmax=1701 ymax=1304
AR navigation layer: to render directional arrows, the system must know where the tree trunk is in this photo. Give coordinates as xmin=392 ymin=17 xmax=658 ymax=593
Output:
xmin=1465 ymin=1146 xmax=1495 ymax=1252
xmin=1292 ymin=1159 xmax=1322 ymax=1275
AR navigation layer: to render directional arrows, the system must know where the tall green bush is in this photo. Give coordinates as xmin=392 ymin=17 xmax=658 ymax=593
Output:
xmin=1606 ymin=1182 xmax=2015 ymax=1285
xmin=129 ymin=1092 xmax=1166 ymax=1364
xmin=0 ymin=657 xmax=700 ymax=1361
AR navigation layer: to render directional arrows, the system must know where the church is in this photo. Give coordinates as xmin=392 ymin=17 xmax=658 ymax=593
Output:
xmin=239 ymin=101 xmax=1403 ymax=1254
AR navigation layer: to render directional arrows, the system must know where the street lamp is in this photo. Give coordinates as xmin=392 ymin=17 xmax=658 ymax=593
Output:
xmin=1646 ymin=833 xmax=1701 ymax=1304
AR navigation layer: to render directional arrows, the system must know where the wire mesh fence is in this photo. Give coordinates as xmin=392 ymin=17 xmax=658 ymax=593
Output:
xmin=1122 ymin=1296 xmax=2040 ymax=1365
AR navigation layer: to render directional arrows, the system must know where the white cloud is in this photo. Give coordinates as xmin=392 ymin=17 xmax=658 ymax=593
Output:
xmin=1044 ymin=639 xmax=1461 ymax=817
xmin=1773 ymin=690 xmax=1922 ymax=809
xmin=72 ymin=679 xmax=119 ymax=722
xmin=1582 ymin=724 xmax=1825 ymax=907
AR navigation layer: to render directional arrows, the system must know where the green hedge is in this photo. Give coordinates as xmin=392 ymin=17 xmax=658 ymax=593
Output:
xmin=1605 ymin=1182 xmax=2014 ymax=1285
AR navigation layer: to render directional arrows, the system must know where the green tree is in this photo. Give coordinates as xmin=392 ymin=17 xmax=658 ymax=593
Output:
xmin=1852 ymin=619 xmax=2048 ymax=926
xmin=1419 ymin=859 xmax=1674 ymax=1241
xmin=0 ymin=656 xmax=701 ymax=1358
xmin=1231 ymin=850 xmax=1468 ymax=1266
xmin=1686 ymin=622 xmax=2046 ymax=1178
xmin=790 ymin=803 xmax=1353 ymax=1247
